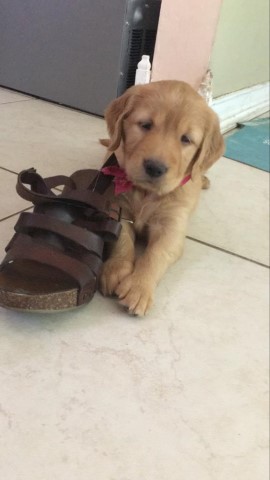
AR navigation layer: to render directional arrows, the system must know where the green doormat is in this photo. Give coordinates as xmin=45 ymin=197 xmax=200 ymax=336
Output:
xmin=225 ymin=118 xmax=270 ymax=172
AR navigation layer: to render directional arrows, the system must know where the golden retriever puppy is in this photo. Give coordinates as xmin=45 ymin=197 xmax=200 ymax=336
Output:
xmin=100 ymin=80 xmax=224 ymax=315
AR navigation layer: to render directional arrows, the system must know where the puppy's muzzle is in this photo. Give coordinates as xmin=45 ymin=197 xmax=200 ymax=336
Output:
xmin=143 ymin=158 xmax=168 ymax=178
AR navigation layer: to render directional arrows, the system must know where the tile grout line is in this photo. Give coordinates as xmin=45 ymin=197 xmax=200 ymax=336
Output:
xmin=186 ymin=235 xmax=269 ymax=269
xmin=0 ymin=166 xmax=18 ymax=175
xmin=0 ymin=99 xmax=35 ymax=106
xmin=0 ymin=214 xmax=267 ymax=269
xmin=0 ymin=206 xmax=33 ymax=223
xmin=0 ymin=165 xmax=268 ymax=268
xmin=1 ymin=90 xmax=103 ymax=118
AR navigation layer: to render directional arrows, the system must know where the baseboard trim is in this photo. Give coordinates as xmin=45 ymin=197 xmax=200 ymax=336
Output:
xmin=212 ymin=82 xmax=269 ymax=133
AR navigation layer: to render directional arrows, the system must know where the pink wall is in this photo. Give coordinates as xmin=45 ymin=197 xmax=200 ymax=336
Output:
xmin=151 ymin=0 xmax=223 ymax=88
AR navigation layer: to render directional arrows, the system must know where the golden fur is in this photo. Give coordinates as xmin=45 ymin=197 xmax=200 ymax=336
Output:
xmin=100 ymin=80 xmax=224 ymax=315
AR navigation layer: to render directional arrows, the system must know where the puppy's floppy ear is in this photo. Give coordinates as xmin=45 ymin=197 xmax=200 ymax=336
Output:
xmin=105 ymin=89 xmax=134 ymax=151
xmin=191 ymin=111 xmax=224 ymax=179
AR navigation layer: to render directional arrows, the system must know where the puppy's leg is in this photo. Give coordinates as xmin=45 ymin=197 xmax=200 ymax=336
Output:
xmin=116 ymin=216 xmax=188 ymax=316
xmin=100 ymin=221 xmax=135 ymax=296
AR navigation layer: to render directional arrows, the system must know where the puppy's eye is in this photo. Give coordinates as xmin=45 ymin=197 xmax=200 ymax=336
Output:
xmin=181 ymin=134 xmax=191 ymax=144
xmin=139 ymin=121 xmax=153 ymax=131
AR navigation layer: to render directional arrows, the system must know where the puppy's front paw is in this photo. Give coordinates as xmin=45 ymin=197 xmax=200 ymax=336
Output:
xmin=100 ymin=259 xmax=134 ymax=296
xmin=116 ymin=274 xmax=154 ymax=316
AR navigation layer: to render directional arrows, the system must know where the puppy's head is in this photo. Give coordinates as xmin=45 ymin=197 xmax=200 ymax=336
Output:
xmin=105 ymin=80 xmax=224 ymax=195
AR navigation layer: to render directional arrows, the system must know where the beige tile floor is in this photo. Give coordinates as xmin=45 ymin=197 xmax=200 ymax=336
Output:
xmin=0 ymin=87 xmax=269 ymax=480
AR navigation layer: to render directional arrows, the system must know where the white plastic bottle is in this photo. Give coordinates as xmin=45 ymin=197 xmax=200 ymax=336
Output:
xmin=135 ymin=55 xmax=151 ymax=85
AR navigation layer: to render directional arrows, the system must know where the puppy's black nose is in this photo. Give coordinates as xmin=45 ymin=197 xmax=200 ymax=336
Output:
xmin=143 ymin=159 xmax=168 ymax=178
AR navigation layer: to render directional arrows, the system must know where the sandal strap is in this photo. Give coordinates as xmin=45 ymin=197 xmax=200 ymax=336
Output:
xmin=2 ymin=235 xmax=100 ymax=305
xmin=16 ymin=168 xmax=121 ymax=220
xmin=74 ymin=218 xmax=122 ymax=241
xmin=15 ymin=212 xmax=104 ymax=256
xmin=58 ymin=189 xmax=112 ymax=213
xmin=6 ymin=233 xmax=103 ymax=276
xmin=88 ymin=153 xmax=119 ymax=193
xmin=16 ymin=154 xmax=119 ymax=201
xmin=16 ymin=168 xmax=75 ymax=202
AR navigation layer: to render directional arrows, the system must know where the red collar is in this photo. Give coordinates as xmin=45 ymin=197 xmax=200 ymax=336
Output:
xmin=101 ymin=164 xmax=191 ymax=195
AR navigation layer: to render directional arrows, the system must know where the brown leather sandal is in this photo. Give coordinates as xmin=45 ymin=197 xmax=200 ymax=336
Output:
xmin=0 ymin=155 xmax=121 ymax=312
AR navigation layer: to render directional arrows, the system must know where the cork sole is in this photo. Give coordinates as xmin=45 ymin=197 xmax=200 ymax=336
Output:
xmin=0 ymin=260 xmax=90 ymax=312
